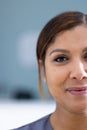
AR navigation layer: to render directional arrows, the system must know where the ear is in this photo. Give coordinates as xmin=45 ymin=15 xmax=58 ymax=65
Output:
xmin=39 ymin=60 xmax=46 ymax=82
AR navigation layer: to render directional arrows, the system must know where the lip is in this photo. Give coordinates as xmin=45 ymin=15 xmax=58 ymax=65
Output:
xmin=66 ymin=86 xmax=87 ymax=96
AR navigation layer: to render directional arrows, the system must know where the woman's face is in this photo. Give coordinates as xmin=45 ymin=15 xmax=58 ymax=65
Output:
xmin=43 ymin=25 xmax=87 ymax=114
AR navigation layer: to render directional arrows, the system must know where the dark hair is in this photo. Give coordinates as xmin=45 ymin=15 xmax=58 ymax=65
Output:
xmin=36 ymin=11 xmax=87 ymax=97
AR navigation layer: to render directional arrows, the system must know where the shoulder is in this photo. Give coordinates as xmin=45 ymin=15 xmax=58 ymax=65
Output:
xmin=13 ymin=114 xmax=52 ymax=130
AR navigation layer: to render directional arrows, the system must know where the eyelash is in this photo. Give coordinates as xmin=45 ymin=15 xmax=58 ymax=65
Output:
xmin=54 ymin=55 xmax=69 ymax=63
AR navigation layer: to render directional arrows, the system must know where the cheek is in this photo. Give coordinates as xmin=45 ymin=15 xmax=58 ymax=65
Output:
xmin=45 ymin=67 xmax=67 ymax=96
xmin=45 ymin=67 xmax=67 ymax=87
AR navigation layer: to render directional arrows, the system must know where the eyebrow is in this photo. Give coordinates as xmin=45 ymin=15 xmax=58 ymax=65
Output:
xmin=49 ymin=49 xmax=70 ymax=55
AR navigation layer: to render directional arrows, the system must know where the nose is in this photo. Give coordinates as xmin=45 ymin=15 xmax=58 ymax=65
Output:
xmin=70 ymin=61 xmax=87 ymax=80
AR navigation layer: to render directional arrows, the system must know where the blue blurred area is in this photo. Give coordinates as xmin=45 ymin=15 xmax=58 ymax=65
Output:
xmin=0 ymin=0 xmax=87 ymax=99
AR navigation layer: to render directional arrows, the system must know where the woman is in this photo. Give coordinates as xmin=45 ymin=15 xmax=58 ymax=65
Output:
xmin=14 ymin=11 xmax=87 ymax=130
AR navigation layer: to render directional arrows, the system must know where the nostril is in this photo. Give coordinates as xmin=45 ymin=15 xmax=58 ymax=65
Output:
xmin=70 ymin=71 xmax=87 ymax=80
xmin=69 ymin=62 xmax=87 ymax=80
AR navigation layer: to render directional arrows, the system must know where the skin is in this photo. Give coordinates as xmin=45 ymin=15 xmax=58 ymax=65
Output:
xmin=41 ymin=25 xmax=87 ymax=130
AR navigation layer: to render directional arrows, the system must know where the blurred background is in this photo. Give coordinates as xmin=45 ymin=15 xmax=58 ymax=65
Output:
xmin=0 ymin=0 xmax=87 ymax=129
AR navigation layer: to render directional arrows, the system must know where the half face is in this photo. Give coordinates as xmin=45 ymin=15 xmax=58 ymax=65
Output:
xmin=42 ymin=25 xmax=87 ymax=114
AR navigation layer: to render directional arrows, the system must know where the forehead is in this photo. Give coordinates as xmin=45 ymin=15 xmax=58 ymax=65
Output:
xmin=46 ymin=25 xmax=87 ymax=53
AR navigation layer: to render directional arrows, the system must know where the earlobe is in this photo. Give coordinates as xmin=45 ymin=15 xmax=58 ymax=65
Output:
xmin=43 ymin=70 xmax=47 ymax=83
xmin=39 ymin=60 xmax=46 ymax=83
xmin=43 ymin=75 xmax=46 ymax=83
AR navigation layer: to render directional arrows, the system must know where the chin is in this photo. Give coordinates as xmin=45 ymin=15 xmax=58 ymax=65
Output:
xmin=68 ymin=103 xmax=87 ymax=114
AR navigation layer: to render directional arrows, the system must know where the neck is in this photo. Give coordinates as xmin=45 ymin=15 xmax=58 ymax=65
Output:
xmin=50 ymin=104 xmax=87 ymax=130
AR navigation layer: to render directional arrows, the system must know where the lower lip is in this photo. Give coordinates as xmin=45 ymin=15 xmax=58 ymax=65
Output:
xmin=67 ymin=90 xmax=87 ymax=96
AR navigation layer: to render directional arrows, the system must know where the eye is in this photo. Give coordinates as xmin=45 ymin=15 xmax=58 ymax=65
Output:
xmin=54 ymin=55 xmax=69 ymax=63
xmin=83 ymin=53 xmax=87 ymax=60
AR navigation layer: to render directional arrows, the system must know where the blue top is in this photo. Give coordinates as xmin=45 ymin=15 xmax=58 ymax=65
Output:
xmin=13 ymin=114 xmax=52 ymax=130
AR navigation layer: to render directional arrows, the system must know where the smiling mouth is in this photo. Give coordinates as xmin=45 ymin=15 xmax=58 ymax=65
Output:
xmin=66 ymin=87 xmax=87 ymax=96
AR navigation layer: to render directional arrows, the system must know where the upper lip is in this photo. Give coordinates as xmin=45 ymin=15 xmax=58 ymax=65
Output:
xmin=66 ymin=86 xmax=87 ymax=91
